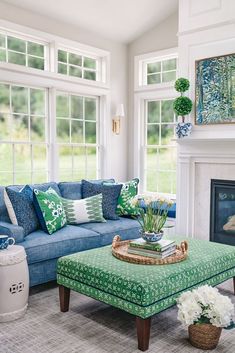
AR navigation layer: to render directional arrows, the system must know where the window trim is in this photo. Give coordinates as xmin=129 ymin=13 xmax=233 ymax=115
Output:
xmin=0 ymin=19 xmax=110 ymax=87
xmin=56 ymin=90 xmax=100 ymax=181
xmin=144 ymin=98 xmax=177 ymax=197
xmin=133 ymin=47 xmax=178 ymax=197
xmin=134 ymin=47 xmax=178 ymax=92
xmin=0 ymin=82 xmax=49 ymax=184
xmin=0 ymin=20 xmax=111 ymax=183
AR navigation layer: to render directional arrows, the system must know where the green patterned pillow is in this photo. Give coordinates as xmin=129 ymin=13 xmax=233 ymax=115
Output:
xmin=33 ymin=187 xmax=67 ymax=235
xmin=116 ymin=178 xmax=139 ymax=216
xmin=61 ymin=194 xmax=106 ymax=225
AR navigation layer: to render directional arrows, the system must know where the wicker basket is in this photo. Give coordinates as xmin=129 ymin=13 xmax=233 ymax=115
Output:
xmin=188 ymin=324 xmax=222 ymax=350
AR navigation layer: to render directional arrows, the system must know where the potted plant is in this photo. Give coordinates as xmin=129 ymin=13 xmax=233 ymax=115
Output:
xmin=173 ymin=77 xmax=193 ymax=138
xmin=177 ymin=285 xmax=235 ymax=350
xmin=131 ymin=195 xmax=173 ymax=242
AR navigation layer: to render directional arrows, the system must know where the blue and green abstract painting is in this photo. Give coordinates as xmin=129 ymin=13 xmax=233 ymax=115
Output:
xmin=196 ymin=54 xmax=235 ymax=125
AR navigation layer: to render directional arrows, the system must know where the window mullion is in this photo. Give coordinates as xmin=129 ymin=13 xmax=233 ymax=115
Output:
xmin=48 ymin=87 xmax=58 ymax=182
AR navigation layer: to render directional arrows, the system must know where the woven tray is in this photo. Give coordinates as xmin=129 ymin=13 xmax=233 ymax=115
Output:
xmin=112 ymin=235 xmax=188 ymax=265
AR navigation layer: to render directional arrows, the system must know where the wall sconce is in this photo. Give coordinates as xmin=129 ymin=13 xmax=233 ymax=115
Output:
xmin=112 ymin=104 xmax=125 ymax=135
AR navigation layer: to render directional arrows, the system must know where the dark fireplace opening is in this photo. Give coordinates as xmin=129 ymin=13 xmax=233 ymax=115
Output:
xmin=210 ymin=179 xmax=235 ymax=246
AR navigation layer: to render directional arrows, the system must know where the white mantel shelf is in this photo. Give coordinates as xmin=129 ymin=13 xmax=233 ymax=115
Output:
xmin=173 ymin=137 xmax=235 ymax=143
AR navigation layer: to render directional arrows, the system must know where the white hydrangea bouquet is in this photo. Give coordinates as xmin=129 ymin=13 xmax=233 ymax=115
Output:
xmin=177 ymin=285 xmax=235 ymax=349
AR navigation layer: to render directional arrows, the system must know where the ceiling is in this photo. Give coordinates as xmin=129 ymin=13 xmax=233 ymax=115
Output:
xmin=3 ymin=0 xmax=178 ymax=43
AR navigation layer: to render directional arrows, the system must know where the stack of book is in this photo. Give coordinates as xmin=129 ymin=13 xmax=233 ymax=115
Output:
xmin=127 ymin=238 xmax=176 ymax=259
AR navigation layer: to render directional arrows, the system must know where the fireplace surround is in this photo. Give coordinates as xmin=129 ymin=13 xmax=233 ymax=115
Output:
xmin=210 ymin=179 xmax=235 ymax=246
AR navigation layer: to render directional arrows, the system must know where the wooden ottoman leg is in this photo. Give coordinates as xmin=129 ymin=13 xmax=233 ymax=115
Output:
xmin=136 ymin=316 xmax=151 ymax=351
xmin=59 ymin=285 xmax=70 ymax=312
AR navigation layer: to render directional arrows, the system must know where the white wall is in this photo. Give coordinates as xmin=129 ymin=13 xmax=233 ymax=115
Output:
xmin=0 ymin=1 xmax=128 ymax=182
xmin=177 ymin=0 xmax=235 ymax=243
xmin=127 ymin=13 xmax=178 ymax=179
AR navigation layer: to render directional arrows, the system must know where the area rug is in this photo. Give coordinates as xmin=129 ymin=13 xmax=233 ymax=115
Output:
xmin=0 ymin=283 xmax=234 ymax=353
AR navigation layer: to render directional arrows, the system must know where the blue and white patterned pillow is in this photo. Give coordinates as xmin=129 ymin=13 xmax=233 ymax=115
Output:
xmin=4 ymin=185 xmax=40 ymax=236
xmin=81 ymin=180 xmax=122 ymax=220
xmin=4 ymin=183 xmax=62 ymax=236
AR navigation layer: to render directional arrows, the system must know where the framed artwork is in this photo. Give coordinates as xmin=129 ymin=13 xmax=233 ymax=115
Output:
xmin=195 ymin=53 xmax=235 ymax=125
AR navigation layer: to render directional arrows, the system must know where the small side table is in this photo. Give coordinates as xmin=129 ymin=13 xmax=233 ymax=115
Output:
xmin=0 ymin=245 xmax=29 ymax=322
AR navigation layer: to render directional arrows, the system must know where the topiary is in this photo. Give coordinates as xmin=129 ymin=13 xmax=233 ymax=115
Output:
xmin=174 ymin=77 xmax=190 ymax=93
xmin=173 ymin=77 xmax=192 ymax=123
xmin=173 ymin=96 xmax=193 ymax=116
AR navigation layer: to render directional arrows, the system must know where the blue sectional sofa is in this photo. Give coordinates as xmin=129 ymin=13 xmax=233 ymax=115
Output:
xmin=0 ymin=181 xmax=141 ymax=286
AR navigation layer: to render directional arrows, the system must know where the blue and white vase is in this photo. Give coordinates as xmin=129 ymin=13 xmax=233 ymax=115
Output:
xmin=175 ymin=122 xmax=192 ymax=139
xmin=140 ymin=230 xmax=163 ymax=243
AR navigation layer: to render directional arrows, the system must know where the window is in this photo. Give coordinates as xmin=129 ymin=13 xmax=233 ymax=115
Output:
xmin=56 ymin=92 xmax=99 ymax=181
xmin=134 ymin=49 xmax=178 ymax=196
xmin=0 ymin=33 xmax=45 ymax=70
xmin=145 ymin=99 xmax=176 ymax=195
xmin=0 ymin=22 xmax=109 ymax=185
xmin=0 ymin=83 xmax=48 ymax=184
xmin=58 ymin=49 xmax=98 ymax=81
xmin=147 ymin=58 xmax=177 ymax=85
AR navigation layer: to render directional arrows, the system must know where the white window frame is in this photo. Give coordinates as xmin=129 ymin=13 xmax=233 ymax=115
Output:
xmin=0 ymin=26 xmax=50 ymax=71
xmin=133 ymin=48 xmax=178 ymax=197
xmin=0 ymin=81 xmax=49 ymax=184
xmin=56 ymin=90 xmax=100 ymax=180
xmin=0 ymin=20 xmax=110 ymax=183
xmin=134 ymin=47 xmax=178 ymax=91
xmin=57 ymin=46 xmax=102 ymax=82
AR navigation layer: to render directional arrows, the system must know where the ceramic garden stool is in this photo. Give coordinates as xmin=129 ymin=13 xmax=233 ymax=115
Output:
xmin=57 ymin=238 xmax=235 ymax=351
xmin=0 ymin=245 xmax=29 ymax=322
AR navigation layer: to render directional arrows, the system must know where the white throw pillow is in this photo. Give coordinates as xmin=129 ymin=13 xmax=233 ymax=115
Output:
xmin=4 ymin=189 xmax=18 ymax=225
xmin=61 ymin=193 xmax=106 ymax=224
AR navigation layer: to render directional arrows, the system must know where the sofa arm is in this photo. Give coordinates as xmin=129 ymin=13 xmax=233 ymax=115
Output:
xmin=0 ymin=221 xmax=25 ymax=243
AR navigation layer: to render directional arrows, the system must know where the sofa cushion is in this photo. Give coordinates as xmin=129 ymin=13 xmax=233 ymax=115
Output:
xmin=81 ymin=180 xmax=122 ymax=220
xmin=22 ymin=225 xmax=102 ymax=264
xmin=58 ymin=179 xmax=115 ymax=200
xmin=79 ymin=217 xmax=140 ymax=246
xmin=7 ymin=182 xmax=61 ymax=195
xmin=62 ymin=194 xmax=106 ymax=224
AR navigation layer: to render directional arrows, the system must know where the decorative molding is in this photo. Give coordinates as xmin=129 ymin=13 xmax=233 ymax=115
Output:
xmin=189 ymin=0 xmax=221 ymax=18
xmin=178 ymin=19 xmax=235 ymax=37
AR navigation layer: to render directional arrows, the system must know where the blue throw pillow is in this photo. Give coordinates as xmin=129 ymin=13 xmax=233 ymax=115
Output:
xmin=81 ymin=180 xmax=122 ymax=220
xmin=4 ymin=185 xmax=40 ymax=236
xmin=4 ymin=182 xmax=62 ymax=237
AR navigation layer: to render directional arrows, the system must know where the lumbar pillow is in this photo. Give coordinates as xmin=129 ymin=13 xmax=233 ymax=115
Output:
xmin=61 ymin=194 xmax=106 ymax=224
xmin=4 ymin=185 xmax=40 ymax=236
xmin=33 ymin=187 xmax=67 ymax=235
xmin=81 ymin=180 xmax=122 ymax=220
xmin=116 ymin=178 xmax=140 ymax=216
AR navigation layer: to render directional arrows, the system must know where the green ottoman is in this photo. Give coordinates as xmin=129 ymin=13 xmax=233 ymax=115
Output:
xmin=57 ymin=238 xmax=235 ymax=351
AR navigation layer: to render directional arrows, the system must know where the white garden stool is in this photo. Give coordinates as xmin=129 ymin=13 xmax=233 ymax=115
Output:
xmin=0 ymin=245 xmax=29 ymax=322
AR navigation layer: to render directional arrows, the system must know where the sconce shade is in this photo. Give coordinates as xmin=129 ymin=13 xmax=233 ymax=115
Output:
xmin=115 ymin=104 xmax=125 ymax=117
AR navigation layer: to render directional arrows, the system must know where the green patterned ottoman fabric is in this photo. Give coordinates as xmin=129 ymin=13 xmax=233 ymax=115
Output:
xmin=57 ymin=238 xmax=235 ymax=318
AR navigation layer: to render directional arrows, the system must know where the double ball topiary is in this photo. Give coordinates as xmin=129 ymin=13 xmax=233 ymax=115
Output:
xmin=173 ymin=77 xmax=192 ymax=123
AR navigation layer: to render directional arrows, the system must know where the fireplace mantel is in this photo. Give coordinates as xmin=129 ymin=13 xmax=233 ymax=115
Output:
xmin=173 ymin=137 xmax=235 ymax=144
xmin=176 ymin=136 xmax=235 ymax=240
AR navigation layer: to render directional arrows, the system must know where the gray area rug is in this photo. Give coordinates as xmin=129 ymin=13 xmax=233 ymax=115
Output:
xmin=0 ymin=282 xmax=234 ymax=353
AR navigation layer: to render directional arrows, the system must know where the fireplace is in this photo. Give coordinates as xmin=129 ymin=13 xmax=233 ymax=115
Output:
xmin=210 ymin=179 xmax=235 ymax=246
